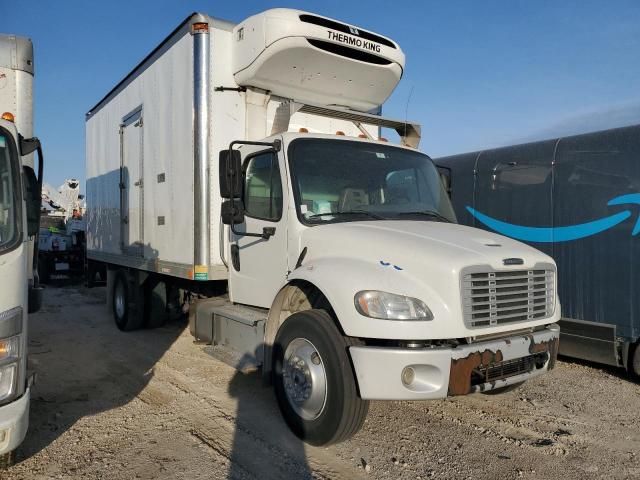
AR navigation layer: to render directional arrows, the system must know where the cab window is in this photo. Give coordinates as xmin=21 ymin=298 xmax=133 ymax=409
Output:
xmin=243 ymin=152 xmax=283 ymax=221
xmin=0 ymin=132 xmax=20 ymax=252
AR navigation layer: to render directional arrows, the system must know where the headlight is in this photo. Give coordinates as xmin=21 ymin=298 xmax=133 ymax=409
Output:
xmin=0 ymin=336 xmax=20 ymax=403
xmin=0 ymin=363 xmax=17 ymax=402
xmin=355 ymin=291 xmax=433 ymax=321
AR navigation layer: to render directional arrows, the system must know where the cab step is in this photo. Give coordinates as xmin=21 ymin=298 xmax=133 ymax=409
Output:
xmin=190 ymin=299 xmax=267 ymax=371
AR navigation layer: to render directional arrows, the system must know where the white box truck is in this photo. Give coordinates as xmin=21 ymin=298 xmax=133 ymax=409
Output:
xmin=86 ymin=9 xmax=560 ymax=445
xmin=0 ymin=34 xmax=43 ymax=467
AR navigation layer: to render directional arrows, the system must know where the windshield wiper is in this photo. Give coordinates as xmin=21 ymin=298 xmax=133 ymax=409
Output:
xmin=395 ymin=210 xmax=452 ymax=223
xmin=307 ymin=210 xmax=386 ymax=220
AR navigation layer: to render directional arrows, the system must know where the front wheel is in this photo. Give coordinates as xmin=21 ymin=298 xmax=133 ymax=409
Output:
xmin=273 ymin=309 xmax=369 ymax=446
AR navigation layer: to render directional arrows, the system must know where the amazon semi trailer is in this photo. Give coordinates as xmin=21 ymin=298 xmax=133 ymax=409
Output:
xmin=0 ymin=34 xmax=43 ymax=467
xmin=86 ymin=9 xmax=560 ymax=445
xmin=436 ymin=124 xmax=640 ymax=376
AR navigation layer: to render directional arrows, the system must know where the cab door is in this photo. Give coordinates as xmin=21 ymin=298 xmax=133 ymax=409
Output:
xmin=228 ymin=146 xmax=289 ymax=308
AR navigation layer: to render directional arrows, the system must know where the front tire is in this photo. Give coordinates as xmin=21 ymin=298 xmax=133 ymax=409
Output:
xmin=273 ymin=309 xmax=369 ymax=446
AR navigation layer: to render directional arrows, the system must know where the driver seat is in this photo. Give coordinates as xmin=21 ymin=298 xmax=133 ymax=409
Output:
xmin=338 ymin=188 xmax=369 ymax=212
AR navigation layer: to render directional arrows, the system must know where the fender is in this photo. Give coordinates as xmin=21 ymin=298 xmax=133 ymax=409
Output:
xmin=276 ymin=256 xmax=452 ymax=340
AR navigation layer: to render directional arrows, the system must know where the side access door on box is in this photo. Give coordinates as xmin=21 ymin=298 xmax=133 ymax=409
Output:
xmin=120 ymin=107 xmax=144 ymax=255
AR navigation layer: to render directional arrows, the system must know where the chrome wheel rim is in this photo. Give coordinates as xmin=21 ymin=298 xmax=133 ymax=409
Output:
xmin=282 ymin=338 xmax=327 ymax=421
xmin=114 ymin=281 xmax=126 ymax=319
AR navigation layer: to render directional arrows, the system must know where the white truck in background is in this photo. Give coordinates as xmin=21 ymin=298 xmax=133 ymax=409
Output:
xmin=86 ymin=9 xmax=560 ymax=445
xmin=39 ymin=178 xmax=86 ymax=283
xmin=0 ymin=34 xmax=43 ymax=467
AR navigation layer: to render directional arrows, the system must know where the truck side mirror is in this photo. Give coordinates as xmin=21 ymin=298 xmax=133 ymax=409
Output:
xmin=19 ymin=135 xmax=41 ymax=156
xmin=437 ymin=166 xmax=452 ymax=198
xmin=22 ymin=166 xmax=41 ymax=236
xmin=219 ymin=149 xmax=243 ymax=198
xmin=221 ymin=199 xmax=245 ymax=225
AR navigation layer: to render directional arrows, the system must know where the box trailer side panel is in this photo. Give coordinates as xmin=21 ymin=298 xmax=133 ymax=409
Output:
xmin=553 ymin=126 xmax=640 ymax=347
xmin=86 ymin=32 xmax=195 ymax=269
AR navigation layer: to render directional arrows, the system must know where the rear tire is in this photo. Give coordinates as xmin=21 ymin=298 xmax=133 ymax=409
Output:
xmin=630 ymin=342 xmax=640 ymax=380
xmin=482 ymin=381 xmax=525 ymax=395
xmin=273 ymin=309 xmax=369 ymax=446
xmin=112 ymin=271 xmax=143 ymax=331
xmin=144 ymin=280 xmax=169 ymax=329
xmin=0 ymin=450 xmax=15 ymax=469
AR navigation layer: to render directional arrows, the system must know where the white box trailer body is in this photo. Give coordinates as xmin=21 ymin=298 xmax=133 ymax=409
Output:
xmin=86 ymin=11 xmax=396 ymax=281
xmin=0 ymin=33 xmax=43 ymax=466
xmin=0 ymin=36 xmax=33 ymax=155
xmin=86 ymin=9 xmax=560 ymax=446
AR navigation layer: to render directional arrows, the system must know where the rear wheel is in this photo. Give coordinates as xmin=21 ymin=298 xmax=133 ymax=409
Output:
xmin=144 ymin=280 xmax=169 ymax=329
xmin=630 ymin=342 xmax=640 ymax=380
xmin=273 ymin=309 xmax=369 ymax=445
xmin=112 ymin=271 xmax=143 ymax=331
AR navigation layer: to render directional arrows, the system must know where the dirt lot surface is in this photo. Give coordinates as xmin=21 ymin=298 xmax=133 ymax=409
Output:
xmin=3 ymin=284 xmax=640 ymax=479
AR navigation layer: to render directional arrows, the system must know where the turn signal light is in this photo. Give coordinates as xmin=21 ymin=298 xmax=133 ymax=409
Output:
xmin=1 ymin=112 xmax=15 ymax=122
xmin=192 ymin=22 xmax=209 ymax=33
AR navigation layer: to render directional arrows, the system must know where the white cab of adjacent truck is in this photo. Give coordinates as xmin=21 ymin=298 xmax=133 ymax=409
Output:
xmin=85 ymin=9 xmax=560 ymax=445
xmin=0 ymin=34 xmax=43 ymax=467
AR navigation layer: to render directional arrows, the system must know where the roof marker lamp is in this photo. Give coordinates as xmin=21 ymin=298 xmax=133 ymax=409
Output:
xmin=355 ymin=291 xmax=433 ymax=321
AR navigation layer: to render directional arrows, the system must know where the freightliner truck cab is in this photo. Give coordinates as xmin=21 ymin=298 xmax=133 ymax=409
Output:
xmin=219 ymin=131 xmax=560 ymax=444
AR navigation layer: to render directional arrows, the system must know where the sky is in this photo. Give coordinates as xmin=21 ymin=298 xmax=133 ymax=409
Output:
xmin=4 ymin=0 xmax=640 ymax=188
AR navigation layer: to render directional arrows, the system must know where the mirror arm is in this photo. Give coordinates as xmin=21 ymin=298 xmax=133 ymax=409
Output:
xmin=230 ymin=223 xmax=276 ymax=240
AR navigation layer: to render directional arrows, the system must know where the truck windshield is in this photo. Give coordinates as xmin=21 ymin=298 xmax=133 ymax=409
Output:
xmin=0 ymin=132 xmax=20 ymax=252
xmin=288 ymin=138 xmax=457 ymax=224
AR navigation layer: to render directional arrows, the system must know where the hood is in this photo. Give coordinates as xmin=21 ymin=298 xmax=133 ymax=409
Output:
xmin=300 ymin=220 xmax=552 ymax=273
xmin=291 ymin=220 xmax=558 ymax=340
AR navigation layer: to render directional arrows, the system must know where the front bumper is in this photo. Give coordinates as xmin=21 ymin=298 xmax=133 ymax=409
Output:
xmin=0 ymin=387 xmax=30 ymax=455
xmin=350 ymin=324 xmax=559 ymax=400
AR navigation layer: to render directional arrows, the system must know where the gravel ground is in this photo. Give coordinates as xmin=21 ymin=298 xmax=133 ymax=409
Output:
xmin=3 ymin=284 xmax=640 ymax=479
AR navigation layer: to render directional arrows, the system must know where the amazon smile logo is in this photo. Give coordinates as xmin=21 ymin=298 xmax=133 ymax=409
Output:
xmin=466 ymin=193 xmax=640 ymax=243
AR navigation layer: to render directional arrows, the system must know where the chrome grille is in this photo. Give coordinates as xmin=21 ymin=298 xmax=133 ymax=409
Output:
xmin=462 ymin=268 xmax=555 ymax=328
